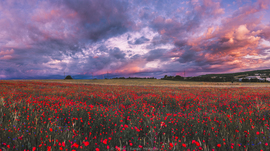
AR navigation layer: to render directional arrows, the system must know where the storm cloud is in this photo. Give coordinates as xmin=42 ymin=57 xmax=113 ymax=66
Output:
xmin=0 ymin=0 xmax=270 ymax=79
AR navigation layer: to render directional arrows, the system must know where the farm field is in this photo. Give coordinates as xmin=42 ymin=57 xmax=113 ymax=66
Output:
xmin=24 ymin=79 xmax=270 ymax=87
xmin=0 ymin=80 xmax=270 ymax=151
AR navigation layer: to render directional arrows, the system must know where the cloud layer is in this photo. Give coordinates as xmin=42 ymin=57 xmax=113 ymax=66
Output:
xmin=0 ymin=0 xmax=270 ymax=79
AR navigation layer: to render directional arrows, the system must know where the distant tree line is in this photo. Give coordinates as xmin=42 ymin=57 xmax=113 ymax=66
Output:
xmin=112 ymin=77 xmax=156 ymax=79
xmin=185 ymin=76 xmax=234 ymax=82
xmin=161 ymin=75 xmax=235 ymax=82
xmin=161 ymin=75 xmax=184 ymax=80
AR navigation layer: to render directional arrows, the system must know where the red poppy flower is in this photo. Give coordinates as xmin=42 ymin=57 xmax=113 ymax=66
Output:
xmin=73 ymin=143 xmax=79 ymax=148
xmin=84 ymin=141 xmax=90 ymax=146
xmin=103 ymin=139 xmax=108 ymax=144
xmin=47 ymin=146 xmax=51 ymax=151
xmin=32 ymin=147 xmax=37 ymax=151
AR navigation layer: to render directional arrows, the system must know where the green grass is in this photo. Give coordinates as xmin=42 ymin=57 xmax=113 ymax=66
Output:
xmin=13 ymin=79 xmax=270 ymax=87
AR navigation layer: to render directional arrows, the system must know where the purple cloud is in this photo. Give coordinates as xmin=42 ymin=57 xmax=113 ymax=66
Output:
xmin=0 ymin=0 xmax=270 ymax=79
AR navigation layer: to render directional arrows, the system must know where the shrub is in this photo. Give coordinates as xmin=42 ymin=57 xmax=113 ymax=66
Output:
xmin=64 ymin=75 xmax=73 ymax=79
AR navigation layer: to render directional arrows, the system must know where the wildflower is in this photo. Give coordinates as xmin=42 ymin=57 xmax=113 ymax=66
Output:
xmin=47 ymin=146 xmax=51 ymax=151
xmin=217 ymin=144 xmax=221 ymax=147
xmin=84 ymin=141 xmax=89 ymax=146
xmin=103 ymin=139 xmax=108 ymax=144
xmin=32 ymin=147 xmax=37 ymax=151
xmin=73 ymin=143 xmax=79 ymax=148
xmin=182 ymin=143 xmax=186 ymax=147
xmin=116 ymin=146 xmax=121 ymax=151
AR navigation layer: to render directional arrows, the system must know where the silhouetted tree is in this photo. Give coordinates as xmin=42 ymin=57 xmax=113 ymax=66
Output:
xmin=175 ymin=75 xmax=184 ymax=80
xmin=64 ymin=75 xmax=73 ymax=80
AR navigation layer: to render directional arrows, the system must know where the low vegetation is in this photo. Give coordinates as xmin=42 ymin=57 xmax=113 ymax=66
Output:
xmin=0 ymin=81 xmax=269 ymax=150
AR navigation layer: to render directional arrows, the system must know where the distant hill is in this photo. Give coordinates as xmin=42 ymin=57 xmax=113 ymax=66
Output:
xmin=161 ymin=69 xmax=270 ymax=82
xmin=199 ymin=69 xmax=270 ymax=77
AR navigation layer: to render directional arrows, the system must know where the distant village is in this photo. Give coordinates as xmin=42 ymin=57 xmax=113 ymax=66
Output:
xmin=234 ymin=73 xmax=270 ymax=82
xmin=161 ymin=73 xmax=270 ymax=82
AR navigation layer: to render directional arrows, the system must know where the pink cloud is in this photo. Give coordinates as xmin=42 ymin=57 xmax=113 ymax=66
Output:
xmin=193 ymin=0 xmax=225 ymax=17
xmin=156 ymin=0 xmax=270 ymax=75
xmin=0 ymin=0 xmax=270 ymax=79
xmin=257 ymin=0 xmax=270 ymax=9
xmin=260 ymin=25 xmax=270 ymax=41
xmin=0 ymin=49 xmax=14 ymax=56
xmin=0 ymin=55 xmax=13 ymax=60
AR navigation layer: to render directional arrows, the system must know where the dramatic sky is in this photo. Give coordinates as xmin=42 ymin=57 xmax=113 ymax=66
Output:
xmin=1 ymin=0 xmax=270 ymax=79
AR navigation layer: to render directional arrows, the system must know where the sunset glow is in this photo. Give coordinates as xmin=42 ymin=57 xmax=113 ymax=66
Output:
xmin=0 ymin=0 xmax=270 ymax=79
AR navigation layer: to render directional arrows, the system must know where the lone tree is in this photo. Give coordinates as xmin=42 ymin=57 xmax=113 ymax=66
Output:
xmin=64 ymin=75 xmax=73 ymax=80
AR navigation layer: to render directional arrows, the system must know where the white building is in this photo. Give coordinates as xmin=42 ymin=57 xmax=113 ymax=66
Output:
xmin=242 ymin=76 xmax=265 ymax=81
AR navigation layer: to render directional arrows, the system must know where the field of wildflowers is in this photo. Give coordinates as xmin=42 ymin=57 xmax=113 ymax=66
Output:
xmin=0 ymin=80 xmax=269 ymax=151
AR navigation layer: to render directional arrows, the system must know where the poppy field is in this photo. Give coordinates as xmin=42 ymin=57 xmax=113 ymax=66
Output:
xmin=0 ymin=81 xmax=270 ymax=151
